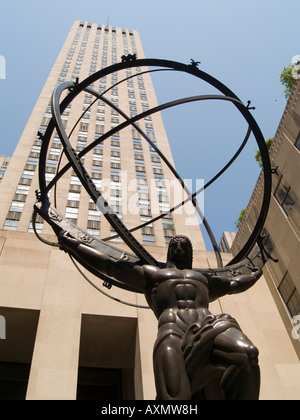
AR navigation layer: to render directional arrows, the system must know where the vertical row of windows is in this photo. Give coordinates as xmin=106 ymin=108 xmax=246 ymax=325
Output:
xmin=132 ymin=132 xmax=154 ymax=246
xmin=88 ymin=26 xmax=101 ymax=77
xmin=122 ymin=26 xmax=176 ymax=246
xmin=59 ymin=24 xmax=84 ymax=83
xmin=151 ymin=145 xmax=175 ymax=246
xmin=65 ymin=24 xmax=101 ymax=233
xmin=132 ymin=129 xmax=175 ymax=246
xmin=87 ymin=137 xmax=102 ymax=237
xmin=0 ymin=156 xmax=10 ymax=183
xmin=121 ymin=27 xmax=160 ymax=247
xmin=109 ymin=134 xmax=122 ymax=242
xmin=101 ymin=27 xmax=109 ymax=69
xmin=3 ymin=134 xmax=45 ymax=231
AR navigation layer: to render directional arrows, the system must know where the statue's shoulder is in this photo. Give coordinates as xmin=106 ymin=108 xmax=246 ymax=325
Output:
xmin=143 ymin=265 xmax=161 ymax=276
xmin=144 ymin=264 xmax=177 ymax=283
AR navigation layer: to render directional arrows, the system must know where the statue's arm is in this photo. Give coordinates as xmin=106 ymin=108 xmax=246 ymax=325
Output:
xmin=207 ymin=268 xmax=262 ymax=301
xmin=58 ymin=231 xmax=147 ymax=291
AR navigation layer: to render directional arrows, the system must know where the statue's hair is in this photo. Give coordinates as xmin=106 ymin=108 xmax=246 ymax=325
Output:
xmin=167 ymin=235 xmax=193 ymax=269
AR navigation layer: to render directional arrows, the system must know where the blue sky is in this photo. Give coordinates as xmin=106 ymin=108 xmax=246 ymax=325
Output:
xmin=0 ymin=0 xmax=299 ymax=250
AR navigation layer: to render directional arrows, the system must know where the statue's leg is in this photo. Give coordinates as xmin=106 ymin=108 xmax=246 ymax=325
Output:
xmin=211 ymin=327 xmax=260 ymax=400
xmin=153 ymin=333 xmax=191 ymax=400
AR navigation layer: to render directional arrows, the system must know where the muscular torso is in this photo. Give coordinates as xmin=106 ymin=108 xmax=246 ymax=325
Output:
xmin=143 ymin=266 xmax=211 ymax=333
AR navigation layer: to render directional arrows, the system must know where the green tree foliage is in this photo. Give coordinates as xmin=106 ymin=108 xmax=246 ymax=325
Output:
xmin=255 ymin=138 xmax=273 ymax=168
xmin=280 ymin=64 xmax=295 ymax=100
xmin=235 ymin=208 xmax=246 ymax=230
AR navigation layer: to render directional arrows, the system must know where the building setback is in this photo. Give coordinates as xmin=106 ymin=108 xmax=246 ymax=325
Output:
xmin=0 ymin=21 xmax=299 ymax=400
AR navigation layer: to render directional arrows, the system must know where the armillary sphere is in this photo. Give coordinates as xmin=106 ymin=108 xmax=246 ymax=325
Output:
xmin=33 ymin=57 xmax=274 ymax=308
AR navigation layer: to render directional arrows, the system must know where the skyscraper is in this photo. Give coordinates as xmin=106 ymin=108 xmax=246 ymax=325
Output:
xmin=0 ymin=20 xmax=205 ymax=251
xmin=0 ymin=21 xmax=299 ymax=400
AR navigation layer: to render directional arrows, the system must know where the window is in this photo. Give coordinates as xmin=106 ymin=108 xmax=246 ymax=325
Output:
xmin=92 ymin=167 xmax=103 ymax=177
xmin=65 ymin=207 xmax=79 ymax=220
xmin=152 ymin=161 xmax=162 ymax=169
xmin=136 ymin=171 xmax=146 ymax=181
xmin=162 ymin=217 xmax=175 ymax=231
xmin=140 ymin=216 xmax=153 ymax=227
xmin=46 ymin=159 xmax=58 ymax=169
xmin=295 ymin=133 xmax=300 ymax=151
xmin=111 ymin=135 xmax=120 ymax=143
xmin=111 ymin=156 xmax=120 ymax=164
xmin=77 ymin=140 xmax=87 ymax=149
xmin=3 ymin=218 xmax=19 ymax=230
xmin=138 ymin=184 xmax=148 ymax=195
xmin=159 ymin=202 xmax=170 ymax=212
xmin=10 ymin=201 xmax=25 ymax=212
xmin=142 ymin=234 xmax=155 ymax=246
xmin=275 ymin=178 xmax=296 ymax=216
xmin=111 ymin=147 xmax=120 ymax=156
xmin=31 ymin=145 xmax=41 ymax=154
xmin=70 ymin=177 xmax=81 ymax=187
xmin=135 ymin=159 xmax=144 ymax=167
xmin=91 ymin=179 xmax=102 ymax=190
xmin=52 ymin=137 xmax=62 ymax=146
xmin=111 ymin=168 xmax=121 ymax=182
xmin=93 ymin=155 xmax=103 ymax=164
xmin=133 ymin=139 xmax=142 ymax=149
xmin=28 ymin=222 xmax=43 ymax=233
xmin=95 ymin=124 xmax=104 ymax=135
xmin=262 ymin=231 xmax=275 ymax=258
xmin=94 ymin=144 xmax=103 ymax=154
xmin=79 ymin=122 xmax=89 ymax=131
xmin=88 ymin=210 xmax=101 ymax=221
xmin=22 ymin=170 xmax=34 ymax=180
xmin=16 ymin=185 xmax=30 ymax=195
xmin=154 ymin=173 xmax=164 ymax=182
xmin=111 ymin=168 xmax=121 ymax=177
xmin=278 ymin=273 xmax=300 ymax=317
xmin=139 ymin=199 xmax=150 ymax=210
xmin=45 ymin=173 xmax=55 ymax=183
xmin=49 ymin=148 xmax=60 ymax=156
xmin=68 ymin=192 xmax=80 ymax=201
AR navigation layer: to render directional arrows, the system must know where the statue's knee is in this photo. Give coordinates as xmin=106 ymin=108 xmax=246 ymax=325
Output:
xmin=239 ymin=344 xmax=259 ymax=369
xmin=234 ymin=344 xmax=259 ymax=370
xmin=247 ymin=345 xmax=259 ymax=367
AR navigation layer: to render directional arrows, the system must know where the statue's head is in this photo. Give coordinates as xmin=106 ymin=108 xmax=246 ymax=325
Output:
xmin=167 ymin=235 xmax=193 ymax=270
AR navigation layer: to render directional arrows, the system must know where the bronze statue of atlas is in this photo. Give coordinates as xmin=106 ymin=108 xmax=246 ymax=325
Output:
xmin=33 ymin=57 xmax=275 ymax=400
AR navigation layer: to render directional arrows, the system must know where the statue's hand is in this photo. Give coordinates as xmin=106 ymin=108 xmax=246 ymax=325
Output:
xmin=251 ymin=267 xmax=263 ymax=280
